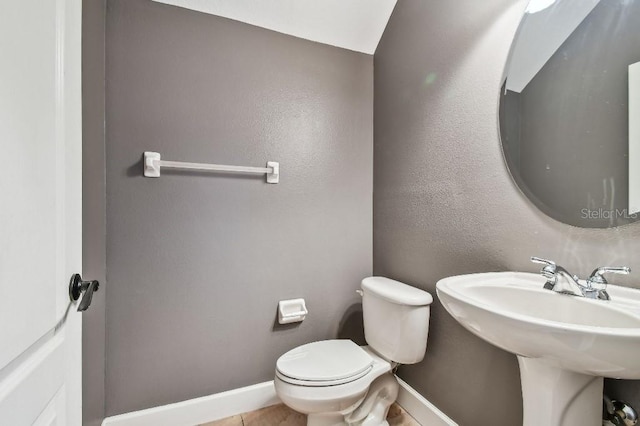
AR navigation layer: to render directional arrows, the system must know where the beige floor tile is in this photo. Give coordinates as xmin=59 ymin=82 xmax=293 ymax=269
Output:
xmin=387 ymin=403 xmax=421 ymax=426
xmin=201 ymin=402 xmax=421 ymax=426
xmin=242 ymin=404 xmax=306 ymax=426
xmin=200 ymin=414 xmax=243 ymax=426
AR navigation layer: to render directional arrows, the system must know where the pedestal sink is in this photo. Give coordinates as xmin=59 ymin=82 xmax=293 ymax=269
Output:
xmin=436 ymin=272 xmax=640 ymax=426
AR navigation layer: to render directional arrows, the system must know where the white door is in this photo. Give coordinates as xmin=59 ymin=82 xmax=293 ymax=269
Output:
xmin=0 ymin=0 xmax=83 ymax=425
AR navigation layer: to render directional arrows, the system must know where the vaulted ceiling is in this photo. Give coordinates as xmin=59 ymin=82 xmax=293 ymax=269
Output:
xmin=152 ymin=0 xmax=397 ymax=54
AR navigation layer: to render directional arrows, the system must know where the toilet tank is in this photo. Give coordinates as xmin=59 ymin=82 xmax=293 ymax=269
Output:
xmin=361 ymin=277 xmax=433 ymax=364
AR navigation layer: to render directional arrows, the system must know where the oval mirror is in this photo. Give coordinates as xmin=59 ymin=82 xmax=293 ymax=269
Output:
xmin=499 ymin=0 xmax=640 ymax=228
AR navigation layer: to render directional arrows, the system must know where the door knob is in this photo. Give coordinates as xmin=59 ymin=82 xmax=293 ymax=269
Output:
xmin=69 ymin=273 xmax=100 ymax=312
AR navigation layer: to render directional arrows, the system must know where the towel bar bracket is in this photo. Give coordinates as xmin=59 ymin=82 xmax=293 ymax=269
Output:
xmin=266 ymin=161 xmax=279 ymax=184
xmin=144 ymin=151 xmax=162 ymax=178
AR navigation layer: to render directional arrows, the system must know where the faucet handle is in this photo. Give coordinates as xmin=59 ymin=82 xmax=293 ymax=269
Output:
xmin=588 ymin=266 xmax=631 ymax=285
xmin=531 ymin=257 xmax=556 ymax=267
xmin=531 ymin=256 xmax=557 ymax=277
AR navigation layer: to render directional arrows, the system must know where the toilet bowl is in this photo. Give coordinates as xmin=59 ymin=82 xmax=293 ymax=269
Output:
xmin=275 ymin=342 xmax=393 ymax=424
xmin=274 ymin=277 xmax=433 ymax=425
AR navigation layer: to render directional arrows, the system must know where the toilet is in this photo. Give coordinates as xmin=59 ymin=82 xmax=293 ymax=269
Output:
xmin=274 ymin=276 xmax=433 ymax=426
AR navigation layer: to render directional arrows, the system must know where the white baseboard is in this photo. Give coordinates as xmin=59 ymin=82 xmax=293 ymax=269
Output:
xmin=101 ymin=381 xmax=279 ymax=426
xmin=396 ymin=376 xmax=458 ymax=426
xmin=101 ymin=376 xmax=456 ymax=426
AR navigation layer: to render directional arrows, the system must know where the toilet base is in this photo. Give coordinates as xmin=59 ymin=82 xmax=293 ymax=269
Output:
xmin=307 ymin=413 xmax=391 ymax=426
xmin=347 ymin=373 xmax=398 ymax=426
xmin=303 ymin=373 xmax=399 ymax=426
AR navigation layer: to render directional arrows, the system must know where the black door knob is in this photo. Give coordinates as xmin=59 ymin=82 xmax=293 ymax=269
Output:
xmin=69 ymin=273 xmax=100 ymax=312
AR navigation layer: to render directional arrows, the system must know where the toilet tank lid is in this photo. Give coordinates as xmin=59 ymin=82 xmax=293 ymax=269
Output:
xmin=361 ymin=277 xmax=433 ymax=306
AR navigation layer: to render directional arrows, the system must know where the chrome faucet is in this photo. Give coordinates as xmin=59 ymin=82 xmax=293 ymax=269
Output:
xmin=530 ymin=257 xmax=630 ymax=301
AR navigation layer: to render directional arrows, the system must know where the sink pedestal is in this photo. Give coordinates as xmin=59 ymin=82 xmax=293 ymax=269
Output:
xmin=518 ymin=357 xmax=603 ymax=426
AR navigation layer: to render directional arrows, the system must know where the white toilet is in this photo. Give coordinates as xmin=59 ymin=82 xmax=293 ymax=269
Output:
xmin=274 ymin=276 xmax=433 ymax=426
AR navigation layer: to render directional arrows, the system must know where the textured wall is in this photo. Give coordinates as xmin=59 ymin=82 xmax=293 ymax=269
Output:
xmin=105 ymin=0 xmax=372 ymax=416
xmin=82 ymin=0 xmax=106 ymax=425
xmin=374 ymin=0 xmax=640 ymax=425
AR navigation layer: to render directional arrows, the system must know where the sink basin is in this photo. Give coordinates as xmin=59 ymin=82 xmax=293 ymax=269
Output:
xmin=437 ymin=272 xmax=640 ymax=378
xmin=436 ymin=272 xmax=640 ymax=426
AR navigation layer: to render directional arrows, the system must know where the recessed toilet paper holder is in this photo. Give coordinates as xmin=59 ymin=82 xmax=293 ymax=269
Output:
xmin=278 ymin=298 xmax=308 ymax=324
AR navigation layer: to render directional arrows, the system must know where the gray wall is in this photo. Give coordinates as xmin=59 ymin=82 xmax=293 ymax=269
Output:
xmin=105 ymin=0 xmax=372 ymax=416
xmin=374 ymin=0 xmax=640 ymax=425
xmin=82 ymin=0 xmax=106 ymax=425
xmin=502 ymin=0 xmax=640 ymax=228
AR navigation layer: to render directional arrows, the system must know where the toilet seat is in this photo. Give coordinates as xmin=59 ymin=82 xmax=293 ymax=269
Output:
xmin=276 ymin=340 xmax=374 ymax=387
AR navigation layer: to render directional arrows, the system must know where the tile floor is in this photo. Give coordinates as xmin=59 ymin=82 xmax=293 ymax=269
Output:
xmin=201 ymin=403 xmax=420 ymax=426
